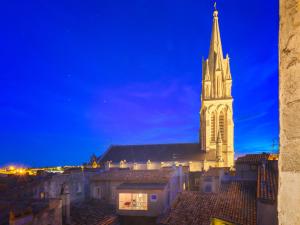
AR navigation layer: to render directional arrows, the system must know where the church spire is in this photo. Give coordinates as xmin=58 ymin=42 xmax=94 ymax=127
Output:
xmin=200 ymin=2 xmax=234 ymax=167
xmin=208 ymin=4 xmax=224 ymax=68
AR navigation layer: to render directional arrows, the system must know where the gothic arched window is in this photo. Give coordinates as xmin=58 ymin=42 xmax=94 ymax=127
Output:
xmin=211 ymin=112 xmax=216 ymax=142
xmin=219 ymin=111 xmax=225 ymax=141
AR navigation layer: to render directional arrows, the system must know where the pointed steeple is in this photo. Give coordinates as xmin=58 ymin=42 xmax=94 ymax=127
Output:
xmin=225 ymin=54 xmax=232 ymax=79
xmin=208 ymin=5 xmax=224 ymax=67
xmin=204 ymin=59 xmax=210 ymax=80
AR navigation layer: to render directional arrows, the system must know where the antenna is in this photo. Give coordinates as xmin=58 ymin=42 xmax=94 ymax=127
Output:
xmin=214 ymin=2 xmax=217 ymax=11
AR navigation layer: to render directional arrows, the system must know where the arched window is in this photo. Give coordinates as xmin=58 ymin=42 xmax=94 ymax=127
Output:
xmin=219 ymin=111 xmax=225 ymax=141
xmin=211 ymin=112 xmax=216 ymax=142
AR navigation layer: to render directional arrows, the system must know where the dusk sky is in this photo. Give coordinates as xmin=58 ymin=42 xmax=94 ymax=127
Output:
xmin=0 ymin=0 xmax=278 ymax=167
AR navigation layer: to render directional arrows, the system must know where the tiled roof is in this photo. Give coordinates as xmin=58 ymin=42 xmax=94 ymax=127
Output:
xmin=257 ymin=161 xmax=278 ymax=203
xmin=70 ymin=200 xmax=117 ymax=225
xmin=91 ymin=169 xmax=173 ymax=183
xmin=0 ymin=198 xmax=60 ymax=225
xmin=236 ymin=153 xmax=270 ymax=165
xmin=99 ymin=143 xmax=216 ymax=163
xmin=63 ymin=167 xmax=103 ymax=174
xmin=159 ymin=181 xmax=256 ymax=225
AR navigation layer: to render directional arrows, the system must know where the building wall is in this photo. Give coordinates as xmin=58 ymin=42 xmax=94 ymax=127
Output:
xmin=33 ymin=173 xmax=86 ymax=203
xmin=116 ymin=188 xmax=167 ymax=217
xmin=90 ymin=167 xmax=185 ymax=209
xmin=257 ymin=201 xmax=278 ymax=225
xmin=279 ymin=0 xmax=300 ymax=224
xmin=90 ymin=180 xmax=123 ymax=204
xmin=200 ymin=176 xmax=219 ymax=193
xmin=235 ymin=164 xmax=258 ymax=181
xmin=10 ymin=199 xmax=62 ymax=225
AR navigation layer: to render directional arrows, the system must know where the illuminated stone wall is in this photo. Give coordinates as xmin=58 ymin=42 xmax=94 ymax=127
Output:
xmin=278 ymin=0 xmax=300 ymax=224
xmin=200 ymin=8 xmax=234 ymax=168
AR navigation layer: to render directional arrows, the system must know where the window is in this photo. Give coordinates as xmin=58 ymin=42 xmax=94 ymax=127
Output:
xmin=77 ymin=183 xmax=82 ymax=193
xmin=120 ymin=160 xmax=127 ymax=168
xmin=96 ymin=186 xmax=102 ymax=198
xmin=111 ymin=186 xmax=116 ymax=200
xmin=40 ymin=192 xmax=45 ymax=199
xmin=195 ymin=178 xmax=200 ymax=185
xmin=147 ymin=160 xmax=152 ymax=170
xmin=211 ymin=112 xmax=216 ymax=142
xmin=150 ymin=194 xmax=157 ymax=202
xmin=219 ymin=111 xmax=225 ymax=141
xmin=119 ymin=193 xmax=148 ymax=210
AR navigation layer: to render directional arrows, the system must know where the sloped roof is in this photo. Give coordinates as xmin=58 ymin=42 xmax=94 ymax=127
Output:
xmin=70 ymin=200 xmax=117 ymax=225
xmin=91 ymin=169 xmax=174 ymax=183
xmin=159 ymin=181 xmax=256 ymax=225
xmin=235 ymin=153 xmax=270 ymax=165
xmin=100 ymin=143 xmax=215 ymax=163
xmin=257 ymin=161 xmax=278 ymax=203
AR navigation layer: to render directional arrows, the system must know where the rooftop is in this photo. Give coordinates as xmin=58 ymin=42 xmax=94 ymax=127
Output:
xmin=159 ymin=181 xmax=256 ymax=225
xmin=257 ymin=161 xmax=278 ymax=203
xmin=91 ymin=169 xmax=174 ymax=183
xmin=235 ymin=153 xmax=270 ymax=165
xmin=70 ymin=200 xmax=117 ymax=225
xmin=99 ymin=143 xmax=216 ymax=163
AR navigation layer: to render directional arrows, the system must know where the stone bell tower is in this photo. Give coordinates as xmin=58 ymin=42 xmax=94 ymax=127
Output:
xmin=199 ymin=4 xmax=234 ymax=167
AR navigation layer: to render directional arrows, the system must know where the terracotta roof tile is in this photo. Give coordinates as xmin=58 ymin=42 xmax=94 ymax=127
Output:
xmin=70 ymin=200 xmax=117 ymax=225
xmin=236 ymin=153 xmax=270 ymax=165
xmin=159 ymin=181 xmax=256 ymax=225
xmin=257 ymin=161 xmax=278 ymax=203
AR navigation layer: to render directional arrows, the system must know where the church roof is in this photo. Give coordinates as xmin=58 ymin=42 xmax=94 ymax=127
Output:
xmin=99 ymin=143 xmax=216 ymax=163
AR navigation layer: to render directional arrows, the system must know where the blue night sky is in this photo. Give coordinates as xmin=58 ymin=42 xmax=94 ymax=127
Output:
xmin=0 ymin=0 xmax=278 ymax=167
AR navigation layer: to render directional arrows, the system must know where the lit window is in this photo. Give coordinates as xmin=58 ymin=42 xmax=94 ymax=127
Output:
xmin=119 ymin=193 xmax=148 ymax=210
xmin=40 ymin=192 xmax=45 ymax=199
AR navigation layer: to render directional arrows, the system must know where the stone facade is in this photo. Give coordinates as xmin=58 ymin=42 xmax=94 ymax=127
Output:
xmin=200 ymin=8 xmax=234 ymax=168
xmin=279 ymin=0 xmax=300 ymax=224
xmin=90 ymin=167 xmax=186 ymax=217
xmin=9 ymin=199 xmax=62 ymax=225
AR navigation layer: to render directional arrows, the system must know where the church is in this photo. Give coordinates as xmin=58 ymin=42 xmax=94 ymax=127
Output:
xmin=98 ymin=6 xmax=234 ymax=172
